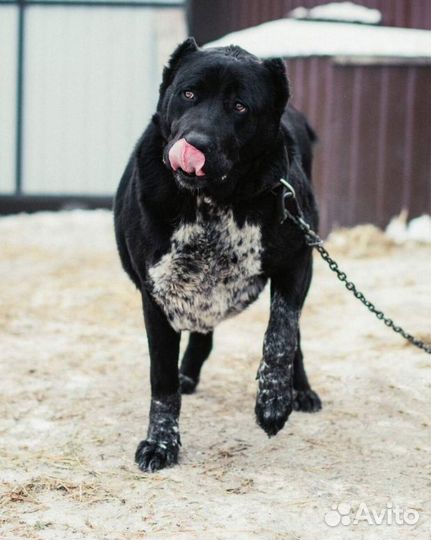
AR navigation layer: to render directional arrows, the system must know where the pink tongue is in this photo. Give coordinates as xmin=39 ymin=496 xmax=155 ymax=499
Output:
xmin=168 ymin=138 xmax=206 ymax=177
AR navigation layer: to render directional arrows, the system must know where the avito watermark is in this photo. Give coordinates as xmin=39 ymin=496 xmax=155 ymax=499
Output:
xmin=324 ymin=502 xmax=419 ymax=527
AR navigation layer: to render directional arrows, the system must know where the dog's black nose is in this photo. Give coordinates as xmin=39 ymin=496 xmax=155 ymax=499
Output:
xmin=184 ymin=132 xmax=212 ymax=155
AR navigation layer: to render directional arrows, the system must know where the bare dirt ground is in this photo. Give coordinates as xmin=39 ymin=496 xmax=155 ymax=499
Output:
xmin=0 ymin=210 xmax=430 ymax=540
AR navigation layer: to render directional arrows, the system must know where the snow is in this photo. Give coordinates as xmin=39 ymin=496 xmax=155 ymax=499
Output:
xmin=205 ymin=18 xmax=431 ymax=59
xmin=386 ymin=213 xmax=431 ymax=245
xmin=289 ymin=2 xmax=382 ymax=25
xmin=409 ymin=215 xmax=431 ymax=243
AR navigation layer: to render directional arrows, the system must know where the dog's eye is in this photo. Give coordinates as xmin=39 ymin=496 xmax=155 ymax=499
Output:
xmin=234 ymin=102 xmax=247 ymax=113
xmin=183 ymin=90 xmax=195 ymax=100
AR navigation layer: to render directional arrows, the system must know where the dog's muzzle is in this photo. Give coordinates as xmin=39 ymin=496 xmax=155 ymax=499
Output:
xmin=168 ymin=138 xmax=206 ymax=177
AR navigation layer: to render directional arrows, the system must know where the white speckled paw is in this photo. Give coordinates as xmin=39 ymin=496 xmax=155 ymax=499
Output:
xmin=135 ymin=439 xmax=179 ymax=472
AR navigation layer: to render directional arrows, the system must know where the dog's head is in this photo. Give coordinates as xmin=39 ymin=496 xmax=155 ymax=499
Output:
xmin=157 ymin=38 xmax=289 ymax=191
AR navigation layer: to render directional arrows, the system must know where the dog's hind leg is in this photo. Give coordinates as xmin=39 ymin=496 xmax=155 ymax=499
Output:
xmin=290 ymin=256 xmax=322 ymax=413
xmin=292 ymin=329 xmax=322 ymax=412
xmin=179 ymin=331 xmax=213 ymax=394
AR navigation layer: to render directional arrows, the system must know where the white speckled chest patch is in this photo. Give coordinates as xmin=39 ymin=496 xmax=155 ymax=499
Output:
xmin=148 ymin=197 xmax=266 ymax=333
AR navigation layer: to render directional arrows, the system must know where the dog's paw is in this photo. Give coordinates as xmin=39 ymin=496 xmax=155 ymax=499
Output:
xmin=255 ymin=391 xmax=293 ymax=437
xmin=135 ymin=439 xmax=179 ymax=472
xmin=293 ymin=388 xmax=322 ymax=412
xmin=179 ymin=373 xmax=198 ymax=394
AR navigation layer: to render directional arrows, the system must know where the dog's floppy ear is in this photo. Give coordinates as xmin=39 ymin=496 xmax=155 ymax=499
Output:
xmin=263 ymin=58 xmax=290 ymax=115
xmin=159 ymin=37 xmax=199 ymax=97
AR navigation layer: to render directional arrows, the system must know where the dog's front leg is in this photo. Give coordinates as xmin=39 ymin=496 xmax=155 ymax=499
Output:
xmin=255 ymin=277 xmax=300 ymax=437
xmin=135 ymin=289 xmax=181 ymax=472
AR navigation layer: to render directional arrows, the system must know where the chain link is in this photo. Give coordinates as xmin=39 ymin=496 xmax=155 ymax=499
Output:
xmin=314 ymin=243 xmax=431 ymax=354
xmin=285 ymin=207 xmax=431 ymax=356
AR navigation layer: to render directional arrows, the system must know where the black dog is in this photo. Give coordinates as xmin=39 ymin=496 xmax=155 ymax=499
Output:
xmin=114 ymin=38 xmax=321 ymax=472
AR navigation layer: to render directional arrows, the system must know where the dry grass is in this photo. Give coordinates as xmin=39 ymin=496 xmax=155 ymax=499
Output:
xmin=1 ymin=475 xmax=117 ymax=508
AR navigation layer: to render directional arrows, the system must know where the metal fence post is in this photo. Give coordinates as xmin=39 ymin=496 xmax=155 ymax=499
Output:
xmin=15 ymin=0 xmax=26 ymax=195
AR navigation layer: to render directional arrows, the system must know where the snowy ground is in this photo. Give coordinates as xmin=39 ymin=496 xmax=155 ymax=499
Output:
xmin=0 ymin=210 xmax=430 ymax=540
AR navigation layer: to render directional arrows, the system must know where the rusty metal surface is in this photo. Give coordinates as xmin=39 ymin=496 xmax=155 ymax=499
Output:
xmin=286 ymin=58 xmax=431 ymax=235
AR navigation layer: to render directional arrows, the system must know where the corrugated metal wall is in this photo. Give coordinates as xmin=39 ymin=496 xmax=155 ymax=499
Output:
xmin=0 ymin=7 xmax=17 ymax=194
xmin=0 ymin=2 xmax=186 ymax=197
xmin=286 ymin=58 xmax=430 ymax=235
xmin=188 ymin=0 xmax=431 ymax=45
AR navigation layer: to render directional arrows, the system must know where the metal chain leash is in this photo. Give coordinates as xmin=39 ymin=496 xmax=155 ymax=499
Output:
xmin=278 ymin=178 xmax=431 ymax=355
